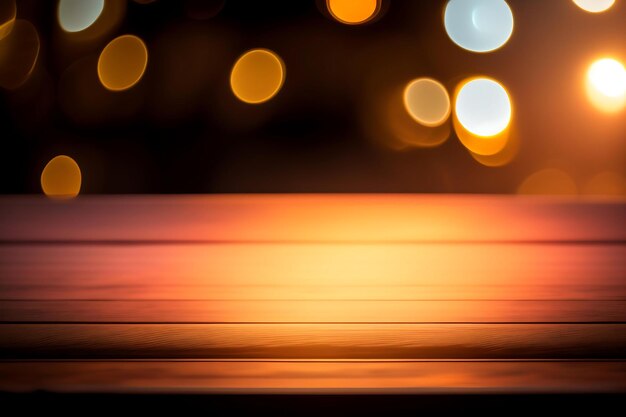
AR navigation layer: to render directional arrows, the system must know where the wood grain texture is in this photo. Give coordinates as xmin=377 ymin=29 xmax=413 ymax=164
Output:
xmin=0 ymin=196 xmax=624 ymax=392
xmin=3 ymin=300 xmax=626 ymax=323
xmin=2 ymin=323 xmax=626 ymax=360
xmin=1 ymin=243 xmax=624 ymax=300
xmin=2 ymin=361 xmax=626 ymax=394
xmin=0 ymin=195 xmax=624 ymax=242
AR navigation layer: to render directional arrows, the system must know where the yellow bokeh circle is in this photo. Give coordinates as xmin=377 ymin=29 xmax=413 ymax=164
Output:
xmin=98 ymin=34 xmax=148 ymax=91
xmin=230 ymin=48 xmax=285 ymax=104
xmin=403 ymin=78 xmax=451 ymax=127
xmin=41 ymin=155 xmax=82 ymax=198
xmin=327 ymin=0 xmax=379 ymax=25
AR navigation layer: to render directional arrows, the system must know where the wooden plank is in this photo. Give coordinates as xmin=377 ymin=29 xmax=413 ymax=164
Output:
xmin=2 ymin=300 xmax=626 ymax=323
xmin=2 ymin=324 xmax=625 ymax=359
xmin=1 ymin=243 xmax=624 ymax=300
xmin=0 ymin=196 xmax=624 ymax=392
xmin=0 ymin=195 xmax=624 ymax=242
xmin=1 ymin=361 xmax=625 ymax=393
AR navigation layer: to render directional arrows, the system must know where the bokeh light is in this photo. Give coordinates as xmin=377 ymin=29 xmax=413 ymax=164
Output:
xmin=517 ymin=169 xmax=577 ymax=195
xmin=573 ymin=0 xmax=615 ymax=13
xmin=453 ymin=115 xmax=512 ymax=156
xmin=98 ymin=34 xmax=148 ymax=91
xmin=469 ymin=133 xmax=519 ymax=167
xmin=230 ymin=49 xmax=285 ymax=104
xmin=585 ymin=58 xmax=626 ymax=113
xmin=455 ymin=78 xmax=511 ymax=137
xmin=0 ymin=19 xmax=40 ymax=90
xmin=41 ymin=155 xmax=82 ymax=198
xmin=0 ymin=0 xmax=16 ymax=41
xmin=452 ymin=77 xmax=513 ymax=156
xmin=444 ymin=0 xmax=513 ymax=53
xmin=56 ymin=0 xmax=126 ymax=45
xmin=403 ymin=78 xmax=451 ymax=127
xmin=583 ymin=172 xmax=626 ymax=196
xmin=58 ymin=0 xmax=104 ymax=33
xmin=364 ymin=85 xmax=451 ymax=150
xmin=327 ymin=0 xmax=379 ymax=25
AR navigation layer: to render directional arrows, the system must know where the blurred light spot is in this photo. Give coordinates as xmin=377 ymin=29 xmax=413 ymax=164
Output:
xmin=583 ymin=172 xmax=626 ymax=196
xmin=41 ymin=155 xmax=82 ymax=198
xmin=58 ymin=0 xmax=104 ymax=32
xmin=588 ymin=59 xmax=626 ymax=97
xmin=98 ymin=34 xmax=148 ymax=91
xmin=444 ymin=0 xmax=513 ymax=53
xmin=0 ymin=19 xmax=40 ymax=90
xmin=517 ymin=169 xmax=577 ymax=195
xmin=470 ymin=132 xmax=519 ymax=167
xmin=0 ymin=0 xmax=16 ymax=40
xmin=573 ymin=0 xmax=615 ymax=13
xmin=327 ymin=0 xmax=379 ymax=25
xmin=230 ymin=49 xmax=285 ymax=104
xmin=403 ymin=78 xmax=451 ymax=127
xmin=453 ymin=114 xmax=511 ymax=156
xmin=455 ymin=77 xmax=511 ymax=136
xmin=452 ymin=77 xmax=513 ymax=156
xmin=56 ymin=0 xmax=126 ymax=46
xmin=585 ymin=58 xmax=626 ymax=113
xmin=365 ymin=86 xmax=450 ymax=150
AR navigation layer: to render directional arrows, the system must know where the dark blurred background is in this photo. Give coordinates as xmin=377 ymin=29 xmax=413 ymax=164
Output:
xmin=1 ymin=0 xmax=625 ymax=194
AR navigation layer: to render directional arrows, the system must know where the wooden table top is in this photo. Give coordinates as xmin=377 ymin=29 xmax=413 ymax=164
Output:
xmin=1 ymin=195 xmax=625 ymax=393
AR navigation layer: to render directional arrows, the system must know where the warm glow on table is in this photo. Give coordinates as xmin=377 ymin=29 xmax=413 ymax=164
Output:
xmin=2 ymin=0 xmax=626 ymax=398
xmin=0 ymin=195 xmax=624 ymax=393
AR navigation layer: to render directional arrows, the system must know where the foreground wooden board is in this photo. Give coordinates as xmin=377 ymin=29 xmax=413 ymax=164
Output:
xmin=0 ymin=195 xmax=624 ymax=392
xmin=1 ymin=243 xmax=624 ymax=300
xmin=2 ymin=324 xmax=625 ymax=360
xmin=0 ymin=195 xmax=624 ymax=242
xmin=2 ymin=361 xmax=625 ymax=394
xmin=3 ymin=300 xmax=626 ymax=323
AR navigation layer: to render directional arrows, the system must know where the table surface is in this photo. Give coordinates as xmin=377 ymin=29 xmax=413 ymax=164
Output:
xmin=0 ymin=195 xmax=625 ymax=393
